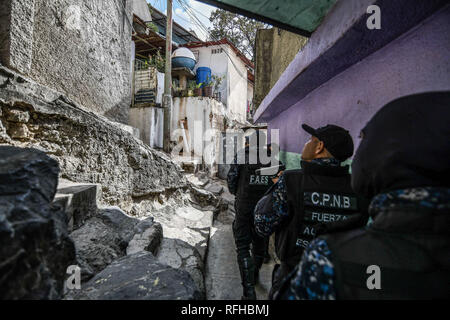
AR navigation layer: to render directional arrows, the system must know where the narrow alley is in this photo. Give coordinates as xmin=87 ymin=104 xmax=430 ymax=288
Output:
xmin=1 ymin=0 xmax=449 ymax=310
xmin=202 ymin=179 xmax=275 ymax=300
xmin=184 ymin=170 xmax=275 ymax=300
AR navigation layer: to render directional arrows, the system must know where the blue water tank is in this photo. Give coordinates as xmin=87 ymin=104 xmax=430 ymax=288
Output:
xmin=196 ymin=67 xmax=211 ymax=87
xmin=171 ymin=48 xmax=196 ymax=70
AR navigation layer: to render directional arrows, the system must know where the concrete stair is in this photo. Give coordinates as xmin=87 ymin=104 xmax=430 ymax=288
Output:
xmin=52 ymin=175 xmax=219 ymax=299
xmin=53 ymin=179 xmax=101 ymax=232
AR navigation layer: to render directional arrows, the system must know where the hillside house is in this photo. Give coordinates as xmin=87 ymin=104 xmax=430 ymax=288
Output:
xmin=129 ymin=3 xmax=202 ymax=149
xmin=183 ymin=39 xmax=255 ymax=124
xmin=128 ymin=6 xmax=254 ymax=177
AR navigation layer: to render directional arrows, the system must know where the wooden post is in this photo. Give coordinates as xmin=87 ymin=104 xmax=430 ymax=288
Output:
xmin=163 ymin=0 xmax=173 ymax=153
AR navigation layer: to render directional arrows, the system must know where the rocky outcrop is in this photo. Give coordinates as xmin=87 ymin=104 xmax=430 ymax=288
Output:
xmin=204 ymin=181 xmax=224 ymax=195
xmin=70 ymin=207 xmax=163 ymax=282
xmin=70 ymin=216 xmax=125 ymax=281
xmin=67 ymin=251 xmax=202 ymax=300
xmin=0 ymin=146 xmax=76 ymax=299
xmin=1 ymin=0 xmax=134 ymax=123
xmin=128 ymin=174 xmax=223 ymax=299
xmin=156 ymin=238 xmax=205 ymax=298
xmin=126 ymin=219 xmax=162 ymax=256
xmin=0 ymin=145 xmax=199 ymax=300
xmin=0 ymin=65 xmax=187 ymax=211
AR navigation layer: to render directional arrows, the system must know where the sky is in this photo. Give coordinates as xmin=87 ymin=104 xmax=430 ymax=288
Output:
xmin=146 ymin=0 xmax=216 ymax=41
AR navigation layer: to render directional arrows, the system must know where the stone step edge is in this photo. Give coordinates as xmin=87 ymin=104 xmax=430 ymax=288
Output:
xmin=53 ymin=179 xmax=102 ymax=232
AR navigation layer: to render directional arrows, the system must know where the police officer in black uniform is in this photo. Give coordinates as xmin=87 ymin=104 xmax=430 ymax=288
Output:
xmin=227 ymin=130 xmax=280 ymax=300
xmin=276 ymin=92 xmax=450 ymax=300
xmin=254 ymin=124 xmax=368 ymax=298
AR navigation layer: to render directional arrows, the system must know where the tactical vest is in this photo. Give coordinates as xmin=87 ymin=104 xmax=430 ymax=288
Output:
xmin=275 ymin=161 xmax=364 ymax=269
xmin=321 ymin=207 xmax=450 ymax=299
xmin=236 ymin=162 xmax=273 ymax=213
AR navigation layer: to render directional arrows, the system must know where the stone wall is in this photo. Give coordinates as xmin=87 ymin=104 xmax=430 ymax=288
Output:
xmin=0 ymin=0 xmax=35 ymax=75
xmin=0 ymin=65 xmax=186 ymax=211
xmin=270 ymin=29 xmax=308 ymax=92
xmin=0 ymin=0 xmax=133 ymax=124
xmin=253 ymin=28 xmax=308 ymax=109
xmin=0 ymin=0 xmax=12 ymax=67
xmin=253 ymin=29 xmax=273 ymax=113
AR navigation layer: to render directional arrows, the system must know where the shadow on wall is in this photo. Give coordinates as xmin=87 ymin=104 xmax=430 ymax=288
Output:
xmin=104 ymin=95 xmax=132 ymax=125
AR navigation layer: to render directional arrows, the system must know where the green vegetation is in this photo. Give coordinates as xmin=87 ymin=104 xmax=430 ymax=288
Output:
xmin=211 ymin=75 xmax=224 ymax=92
xmin=188 ymin=80 xmax=197 ymax=90
xmin=209 ymin=9 xmax=269 ymax=61
xmin=146 ymin=22 xmax=159 ymax=34
xmin=150 ymin=50 xmax=165 ymax=73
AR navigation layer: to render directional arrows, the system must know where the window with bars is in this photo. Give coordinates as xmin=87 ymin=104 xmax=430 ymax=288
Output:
xmin=211 ymin=48 xmax=224 ymax=54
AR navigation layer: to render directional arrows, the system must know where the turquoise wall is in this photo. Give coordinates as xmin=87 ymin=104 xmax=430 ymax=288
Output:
xmin=278 ymin=150 xmax=352 ymax=172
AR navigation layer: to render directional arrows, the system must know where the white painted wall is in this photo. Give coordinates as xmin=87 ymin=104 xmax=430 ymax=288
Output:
xmin=130 ymin=42 xmax=135 ymax=76
xmin=247 ymin=81 xmax=254 ymax=115
xmin=226 ymin=46 xmax=249 ymax=124
xmin=129 ymin=106 xmax=164 ymax=149
xmin=131 ymin=0 xmax=152 ymax=22
xmin=192 ymin=45 xmax=228 ymax=104
xmin=191 ymin=44 xmax=249 ymax=124
xmin=172 ymin=97 xmax=226 ymax=175
xmin=156 ymin=71 xmax=164 ymax=105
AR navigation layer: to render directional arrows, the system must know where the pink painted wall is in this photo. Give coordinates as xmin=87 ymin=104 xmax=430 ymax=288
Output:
xmin=269 ymin=7 xmax=450 ymax=155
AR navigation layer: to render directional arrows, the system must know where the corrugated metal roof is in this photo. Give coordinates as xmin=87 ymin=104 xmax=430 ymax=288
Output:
xmin=149 ymin=5 xmax=201 ymax=44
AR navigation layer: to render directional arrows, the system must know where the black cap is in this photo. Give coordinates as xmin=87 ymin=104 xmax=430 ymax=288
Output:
xmin=302 ymin=124 xmax=354 ymax=161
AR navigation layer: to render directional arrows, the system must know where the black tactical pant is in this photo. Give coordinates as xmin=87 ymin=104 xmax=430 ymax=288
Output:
xmin=232 ymin=200 xmax=268 ymax=299
xmin=269 ymin=262 xmax=292 ymax=299
xmin=232 ymin=201 xmax=267 ymax=261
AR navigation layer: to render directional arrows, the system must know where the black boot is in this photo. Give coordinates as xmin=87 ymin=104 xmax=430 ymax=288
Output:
xmin=238 ymin=257 xmax=257 ymax=300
